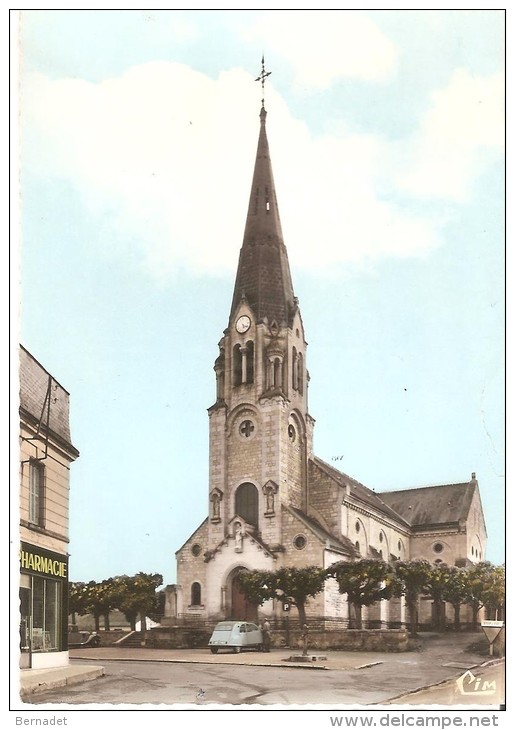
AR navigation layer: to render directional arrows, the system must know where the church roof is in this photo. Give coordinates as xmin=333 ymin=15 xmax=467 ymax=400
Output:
xmin=311 ymin=456 xmax=479 ymax=531
xmin=230 ymin=106 xmax=297 ymax=327
xmin=380 ymin=480 xmax=478 ymax=529
xmin=310 ymin=457 xmax=410 ymax=527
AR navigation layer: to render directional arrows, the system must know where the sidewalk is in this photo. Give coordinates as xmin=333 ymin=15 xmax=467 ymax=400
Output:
xmin=18 ymin=632 xmax=503 ymax=702
xmin=19 ymin=663 xmax=105 ymax=700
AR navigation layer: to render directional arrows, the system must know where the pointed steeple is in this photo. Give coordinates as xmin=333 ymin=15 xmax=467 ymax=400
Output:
xmin=230 ymin=95 xmax=296 ymax=327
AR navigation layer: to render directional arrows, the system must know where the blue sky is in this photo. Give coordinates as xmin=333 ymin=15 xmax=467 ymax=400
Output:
xmin=14 ymin=9 xmax=505 ymax=586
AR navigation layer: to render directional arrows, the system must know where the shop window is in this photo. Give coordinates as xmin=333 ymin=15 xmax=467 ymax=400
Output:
xmin=191 ymin=582 xmax=201 ymax=606
xmin=31 ymin=576 xmax=60 ymax=651
xmin=29 ymin=460 xmax=45 ymax=526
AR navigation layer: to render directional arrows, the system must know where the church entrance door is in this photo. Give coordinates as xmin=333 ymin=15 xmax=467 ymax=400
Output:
xmin=230 ymin=574 xmax=257 ymax=622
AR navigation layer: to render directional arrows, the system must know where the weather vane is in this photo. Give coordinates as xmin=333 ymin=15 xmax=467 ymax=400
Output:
xmin=255 ymin=55 xmax=271 ymax=108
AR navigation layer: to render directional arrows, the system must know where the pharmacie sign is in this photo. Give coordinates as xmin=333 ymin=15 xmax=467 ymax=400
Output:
xmin=19 ymin=542 xmax=68 ymax=580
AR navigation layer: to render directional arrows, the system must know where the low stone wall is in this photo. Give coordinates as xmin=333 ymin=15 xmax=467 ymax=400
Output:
xmin=146 ymin=626 xmax=411 ymax=652
xmin=272 ymin=628 xmax=411 ymax=652
xmin=96 ymin=630 xmax=131 ymax=646
xmin=147 ymin=627 xmax=212 ymax=649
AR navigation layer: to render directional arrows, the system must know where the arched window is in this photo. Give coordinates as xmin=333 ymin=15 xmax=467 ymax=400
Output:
xmin=235 ymin=482 xmax=259 ymax=527
xmin=292 ymin=347 xmax=298 ymax=390
xmin=233 ymin=344 xmax=242 ymax=386
xmin=191 ymin=582 xmax=201 ymax=606
xmin=246 ymin=341 xmax=254 ymax=384
xmin=273 ymin=358 xmax=281 ymax=389
xmin=297 ymin=353 xmax=303 ymax=394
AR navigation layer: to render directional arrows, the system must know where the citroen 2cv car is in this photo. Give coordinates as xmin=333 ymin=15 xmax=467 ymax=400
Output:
xmin=208 ymin=620 xmax=263 ymax=653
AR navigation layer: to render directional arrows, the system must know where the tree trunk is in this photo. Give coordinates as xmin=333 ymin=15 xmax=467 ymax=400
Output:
xmin=104 ymin=612 xmax=110 ymax=631
xmin=349 ymin=601 xmax=363 ymax=629
xmin=471 ymin=604 xmax=480 ymax=631
xmin=140 ymin=612 xmax=147 ymax=645
xmin=433 ymin=599 xmax=445 ymax=631
xmin=453 ymin=603 xmax=461 ymax=631
xmin=296 ymin=602 xmax=307 ymax=627
xmin=407 ymin=600 xmax=418 ymax=637
xmin=94 ymin=613 xmax=100 ymax=633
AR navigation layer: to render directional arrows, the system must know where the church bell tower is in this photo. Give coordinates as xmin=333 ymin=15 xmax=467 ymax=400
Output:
xmin=206 ymin=66 xmax=314 ymax=559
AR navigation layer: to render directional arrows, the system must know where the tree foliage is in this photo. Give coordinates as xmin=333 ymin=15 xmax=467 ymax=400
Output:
xmin=67 ymin=572 xmax=163 ymax=632
xmin=392 ymin=559 xmax=433 ymax=636
xmin=236 ymin=570 xmax=277 ymax=607
xmin=327 ymin=559 xmax=395 ymax=628
xmin=237 ymin=566 xmax=327 ymax=625
xmin=463 ymin=562 xmax=505 ymax=627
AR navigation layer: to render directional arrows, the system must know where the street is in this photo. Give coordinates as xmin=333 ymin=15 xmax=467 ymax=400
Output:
xmin=23 ymin=632 xmax=505 ymax=708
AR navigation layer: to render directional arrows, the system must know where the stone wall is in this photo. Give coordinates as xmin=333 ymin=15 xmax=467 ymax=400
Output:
xmin=146 ymin=626 xmax=213 ymax=649
xmin=146 ymin=626 xmax=411 ymax=652
xmin=273 ymin=628 xmax=411 ymax=652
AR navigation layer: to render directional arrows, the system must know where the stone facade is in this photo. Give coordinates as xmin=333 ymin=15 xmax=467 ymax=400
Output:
xmin=169 ymin=103 xmax=488 ymax=633
xmin=19 ymin=346 xmax=79 ymax=669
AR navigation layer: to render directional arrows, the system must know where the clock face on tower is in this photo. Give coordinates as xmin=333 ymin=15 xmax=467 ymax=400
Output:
xmin=235 ymin=315 xmax=251 ymax=334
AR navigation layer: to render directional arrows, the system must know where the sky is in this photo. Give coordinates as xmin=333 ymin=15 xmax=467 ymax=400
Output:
xmin=13 ymin=8 xmax=505 ymax=588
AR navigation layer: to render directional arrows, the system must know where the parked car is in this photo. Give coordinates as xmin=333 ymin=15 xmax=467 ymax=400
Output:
xmin=68 ymin=627 xmax=101 ymax=648
xmin=208 ymin=620 xmax=263 ymax=654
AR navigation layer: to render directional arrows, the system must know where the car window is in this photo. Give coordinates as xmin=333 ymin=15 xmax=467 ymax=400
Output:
xmin=240 ymin=624 xmax=247 ymax=633
xmin=214 ymin=623 xmax=234 ymax=632
xmin=247 ymin=623 xmax=258 ymax=631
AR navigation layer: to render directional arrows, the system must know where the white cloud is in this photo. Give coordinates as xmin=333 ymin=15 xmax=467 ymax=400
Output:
xmin=22 ymin=62 xmax=449 ymax=279
xmin=395 ymin=69 xmax=504 ymax=201
xmin=242 ymin=10 xmax=399 ymax=89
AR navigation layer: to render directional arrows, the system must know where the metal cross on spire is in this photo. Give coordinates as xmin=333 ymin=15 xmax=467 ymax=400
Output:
xmin=255 ymin=55 xmax=271 ymax=108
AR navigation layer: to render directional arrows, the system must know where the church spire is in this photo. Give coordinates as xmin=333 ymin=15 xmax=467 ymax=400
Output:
xmin=230 ymin=59 xmax=296 ymax=327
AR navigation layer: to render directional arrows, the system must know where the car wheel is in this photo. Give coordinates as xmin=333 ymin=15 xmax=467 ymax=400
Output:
xmin=210 ymin=647 xmax=219 ymax=654
xmin=232 ymin=646 xmax=241 ymax=654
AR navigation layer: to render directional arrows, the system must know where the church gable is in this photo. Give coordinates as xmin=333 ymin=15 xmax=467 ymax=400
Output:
xmin=282 ymin=504 xmax=355 ymax=566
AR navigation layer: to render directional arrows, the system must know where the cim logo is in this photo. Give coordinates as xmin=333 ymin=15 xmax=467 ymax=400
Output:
xmin=456 ymin=669 xmax=496 ymax=697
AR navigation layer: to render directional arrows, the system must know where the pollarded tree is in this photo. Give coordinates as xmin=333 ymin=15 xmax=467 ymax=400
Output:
xmin=237 ymin=566 xmax=327 ymax=626
xmin=327 ymin=559 xmax=395 ymax=629
xmin=482 ymin=564 xmax=505 ymax=621
xmin=392 ymin=559 xmax=433 ymax=637
xmin=422 ymin=563 xmax=453 ymax=631
xmin=119 ymin=572 xmax=163 ymax=638
xmin=270 ymin=566 xmax=328 ymax=626
xmin=441 ymin=566 xmax=469 ymax=631
xmin=236 ymin=569 xmax=277 ymax=610
xmin=74 ymin=580 xmax=116 ymax=632
xmin=463 ymin=562 xmax=499 ymax=630
xmin=68 ymin=581 xmax=89 ymax=626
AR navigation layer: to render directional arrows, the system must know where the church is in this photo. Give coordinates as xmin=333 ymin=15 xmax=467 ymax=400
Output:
xmin=166 ymin=80 xmax=487 ymax=630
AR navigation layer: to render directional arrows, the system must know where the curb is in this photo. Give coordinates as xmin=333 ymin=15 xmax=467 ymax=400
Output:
xmin=20 ymin=666 xmax=105 ymax=699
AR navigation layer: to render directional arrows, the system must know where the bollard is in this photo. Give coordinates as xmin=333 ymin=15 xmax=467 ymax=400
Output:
xmin=301 ymin=623 xmax=308 ymax=656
